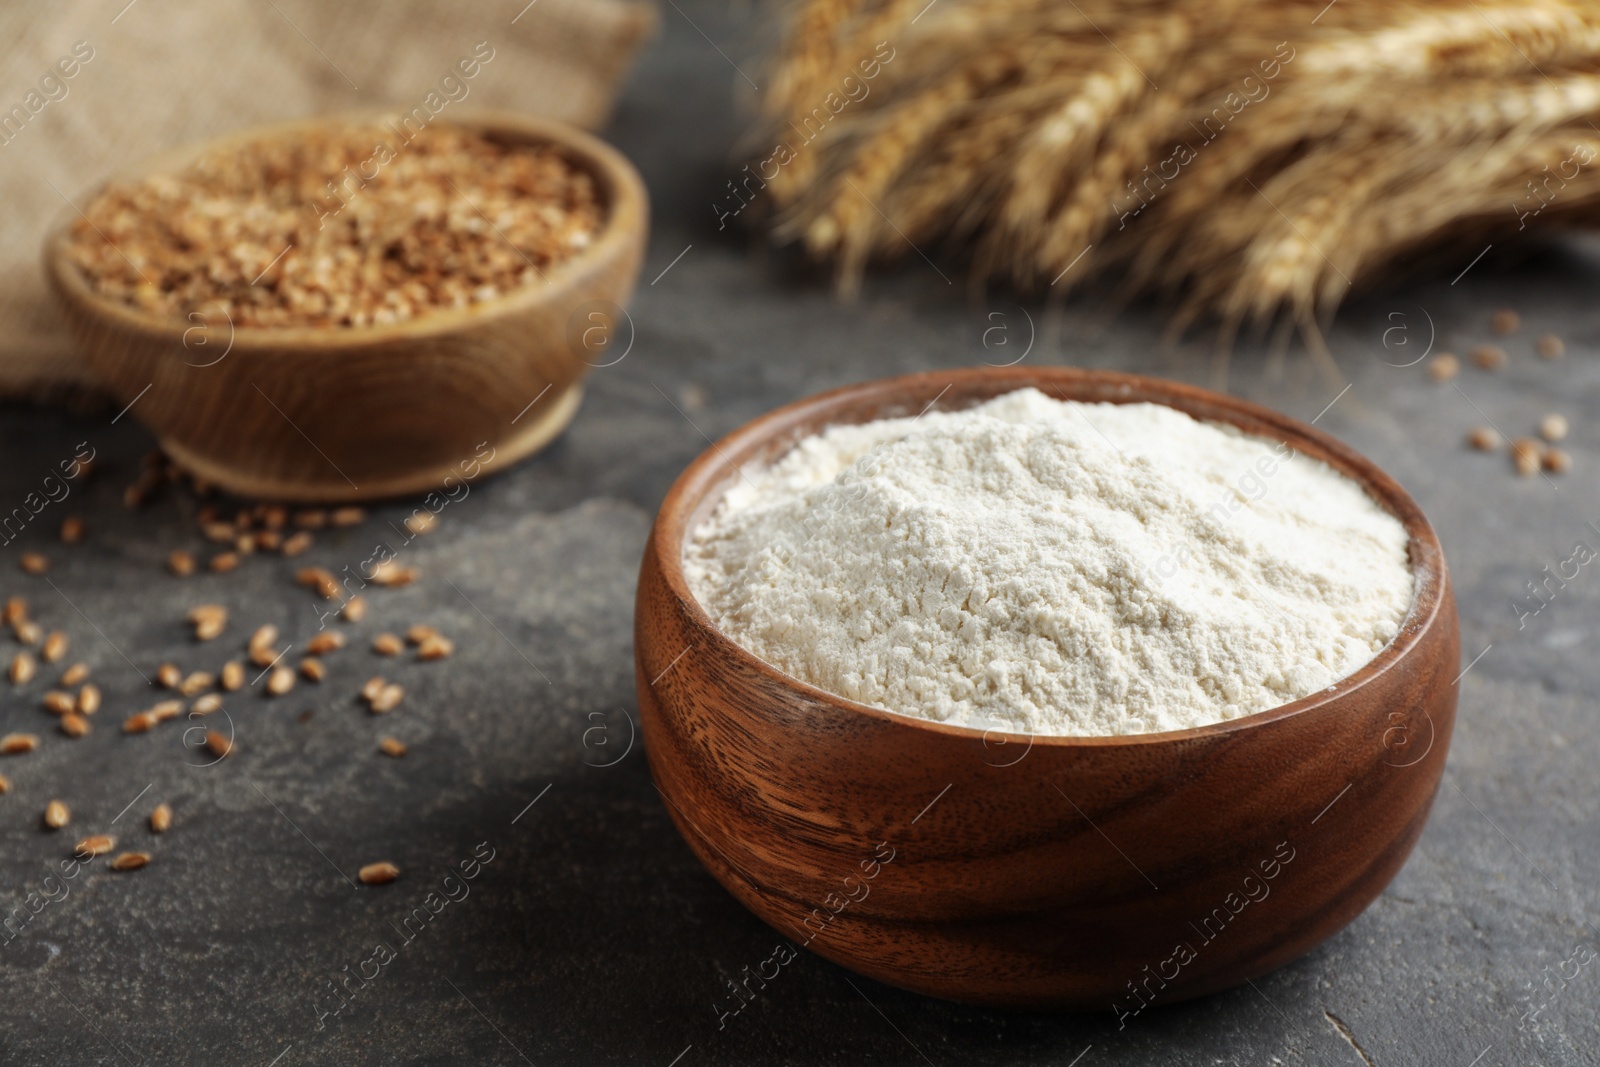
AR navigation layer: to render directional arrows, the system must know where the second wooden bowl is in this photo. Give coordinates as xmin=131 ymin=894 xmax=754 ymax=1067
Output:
xmin=636 ymin=366 xmax=1458 ymax=1011
xmin=44 ymin=110 xmax=647 ymax=502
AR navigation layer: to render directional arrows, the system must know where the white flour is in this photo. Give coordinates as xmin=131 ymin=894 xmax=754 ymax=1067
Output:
xmin=683 ymin=388 xmax=1413 ymax=736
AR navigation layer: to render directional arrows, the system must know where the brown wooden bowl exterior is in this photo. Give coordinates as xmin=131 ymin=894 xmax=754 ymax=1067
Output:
xmin=43 ymin=110 xmax=647 ymax=502
xmin=636 ymin=366 xmax=1458 ymax=1011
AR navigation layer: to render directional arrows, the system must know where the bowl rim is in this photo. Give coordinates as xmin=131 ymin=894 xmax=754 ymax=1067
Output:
xmin=649 ymin=365 xmax=1450 ymax=749
xmin=41 ymin=108 xmax=648 ymax=348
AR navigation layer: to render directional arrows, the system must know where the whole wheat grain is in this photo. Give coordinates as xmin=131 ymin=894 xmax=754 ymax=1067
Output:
xmin=65 ymin=125 xmax=605 ymax=329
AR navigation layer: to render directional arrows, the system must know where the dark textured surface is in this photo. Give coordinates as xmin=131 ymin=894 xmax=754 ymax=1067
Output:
xmin=3 ymin=2 xmax=1599 ymax=1064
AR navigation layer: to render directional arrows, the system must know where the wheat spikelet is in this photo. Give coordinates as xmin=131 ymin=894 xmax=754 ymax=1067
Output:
xmin=1300 ymin=1 xmax=1600 ymax=80
xmin=764 ymin=0 xmax=866 ymax=114
xmin=1220 ymin=144 xmax=1389 ymax=328
xmin=996 ymin=12 xmax=1190 ymax=235
xmin=1353 ymin=132 xmax=1600 ymax=264
xmin=1026 ymin=85 xmax=1201 ymax=286
xmin=756 ymin=0 xmax=1600 ymax=331
xmin=803 ymin=48 xmax=1026 ymax=289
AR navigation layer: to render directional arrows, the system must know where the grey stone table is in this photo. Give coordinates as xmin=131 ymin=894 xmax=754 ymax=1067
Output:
xmin=4 ymin=3 xmax=1598 ymax=1064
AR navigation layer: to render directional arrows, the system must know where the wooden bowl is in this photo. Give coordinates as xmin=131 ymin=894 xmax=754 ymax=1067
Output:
xmin=636 ymin=366 xmax=1458 ymax=1011
xmin=43 ymin=110 xmax=647 ymax=502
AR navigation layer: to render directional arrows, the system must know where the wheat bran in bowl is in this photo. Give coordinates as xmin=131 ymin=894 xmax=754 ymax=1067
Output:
xmin=62 ymin=122 xmax=605 ymax=329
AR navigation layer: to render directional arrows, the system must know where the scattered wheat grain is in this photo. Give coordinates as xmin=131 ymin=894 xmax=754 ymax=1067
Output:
xmin=249 ymin=624 xmax=278 ymax=651
xmin=179 ymin=672 xmax=212 ymax=696
xmin=371 ymin=683 xmax=404 ymax=713
xmin=43 ymin=800 xmax=69 ymax=829
xmin=123 ymin=711 xmax=158 ymax=734
xmin=266 ymin=667 xmax=295 ymax=696
xmin=306 ymin=632 xmax=345 ymax=655
xmin=370 ymin=562 xmax=418 ymax=587
xmin=188 ymin=603 xmax=227 ymax=626
xmin=1511 ymin=436 xmax=1544 ymax=475
xmin=1426 ymin=353 xmax=1459 ymax=382
xmin=359 ymin=861 xmax=400 ymax=884
xmin=1472 ymin=345 xmax=1507 ymax=370
xmin=76 ymin=834 xmax=115 ymax=856
xmin=297 ymin=567 xmax=340 ymax=599
xmin=417 ymin=635 xmax=454 ymax=661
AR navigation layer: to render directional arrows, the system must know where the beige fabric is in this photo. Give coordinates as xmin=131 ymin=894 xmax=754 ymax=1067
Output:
xmin=0 ymin=0 xmax=656 ymax=403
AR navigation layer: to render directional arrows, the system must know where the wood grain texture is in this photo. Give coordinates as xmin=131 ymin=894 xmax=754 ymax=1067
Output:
xmin=635 ymin=366 xmax=1459 ymax=1011
xmin=42 ymin=110 xmax=648 ymax=503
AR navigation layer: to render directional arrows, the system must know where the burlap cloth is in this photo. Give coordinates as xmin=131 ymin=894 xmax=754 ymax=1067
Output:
xmin=0 ymin=0 xmax=656 ymax=407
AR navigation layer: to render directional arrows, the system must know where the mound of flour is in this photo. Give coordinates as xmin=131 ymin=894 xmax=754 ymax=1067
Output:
xmin=684 ymin=388 xmax=1413 ymax=736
